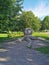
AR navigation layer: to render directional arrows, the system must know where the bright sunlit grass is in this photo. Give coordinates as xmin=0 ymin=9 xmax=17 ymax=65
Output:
xmin=0 ymin=32 xmax=24 ymax=38
xmin=0 ymin=32 xmax=24 ymax=42
xmin=0 ymin=32 xmax=49 ymax=42
xmin=0 ymin=34 xmax=8 ymax=37
xmin=0 ymin=32 xmax=49 ymax=38
xmin=33 ymin=32 xmax=49 ymax=40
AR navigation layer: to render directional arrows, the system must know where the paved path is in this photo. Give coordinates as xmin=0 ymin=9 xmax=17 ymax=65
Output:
xmin=0 ymin=39 xmax=49 ymax=65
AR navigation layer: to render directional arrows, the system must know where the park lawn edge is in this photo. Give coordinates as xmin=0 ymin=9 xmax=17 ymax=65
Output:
xmin=35 ymin=46 xmax=49 ymax=54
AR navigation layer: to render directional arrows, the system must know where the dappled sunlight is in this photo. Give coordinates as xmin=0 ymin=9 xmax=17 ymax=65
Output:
xmin=0 ymin=49 xmax=9 ymax=52
xmin=37 ymin=43 xmax=46 ymax=46
xmin=26 ymin=58 xmax=39 ymax=65
xmin=8 ymin=42 xmax=16 ymax=45
xmin=0 ymin=64 xmax=3 ymax=65
xmin=0 ymin=57 xmax=10 ymax=62
xmin=18 ymin=38 xmax=22 ymax=42
xmin=27 ymin=58 xmax=33 ymax=62
xmin=8 ymin=46 xmax=13 ymax=49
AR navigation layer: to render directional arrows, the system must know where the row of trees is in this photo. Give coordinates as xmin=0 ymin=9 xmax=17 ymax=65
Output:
xmin=16 ymin=11 xmax=49 ymax=31
xmin=0 ymin=0 xmax=49 ymax=32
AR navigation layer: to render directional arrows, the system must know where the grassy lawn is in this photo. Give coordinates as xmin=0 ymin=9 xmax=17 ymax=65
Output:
xmin=0 ymin=32 xmax=49 ymax=42
xmin=0 ymin=32 xmax=24 ymax=42
xmin=0 ymin=34 xmax=8 ymax=37
xmin=35 ymin=46 xmax=49 ymax=54
xmin=33 ymin=32 xmax=49 ymax=40
xmin=0 ymin=32 xmax=24 ymax=48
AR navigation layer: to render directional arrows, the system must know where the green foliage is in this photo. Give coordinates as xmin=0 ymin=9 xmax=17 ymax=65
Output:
xmin=20 ymin=11 xmax=34 ymax=28
xmin=0 ymin=0 xmax=16 ymax=19
xmin=32 ymin=17 xmax=41 ymax=31
xmin=0 ymin=0 xmax=23 ymax=32
xmin=20 ymin=11 xmax=41 ymax=31
xmin=42 ymin=16 xmax=49 ymax=30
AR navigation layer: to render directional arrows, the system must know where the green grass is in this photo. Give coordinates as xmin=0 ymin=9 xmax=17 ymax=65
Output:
xmin=0 ymin=32 xmax=49 ymax=42
xmin=33 ymin=32 xmax=49 ymax=54
xmin=35 ymin=46 xmax=49 ymax=54
xmin=0 ymin=32 xmax=24 ymax=42
xmin=0 ymin=32 xmax=49 ymax=39
xmin=0 ymin=42 xmax=5 ymax=48
xmin=33 ymin=32 xmax=49 ymax=40
xmin=0 ymin=32 xmax=24 ymax=37
xmin=0 ymin=34 xmax=8 ymax=37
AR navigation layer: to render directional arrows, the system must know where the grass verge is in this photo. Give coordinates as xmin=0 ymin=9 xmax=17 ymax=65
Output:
xmin=33 ymin=32 xmax=49 ymax=40
xmin=0 ymin=36 xmax=23 ymax=42
xmin=35 ymin=46 xmax=49 ymax=54
xmin=0 ymin=32 xmax=24 ymax=42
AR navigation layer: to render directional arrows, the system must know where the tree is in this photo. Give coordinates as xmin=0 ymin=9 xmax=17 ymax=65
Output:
xmin=10 ymin=0 xmax=24 ymax=31
xmin=0 ymin=0 xmax=15 ymax=19
xmin=19 ymin=11 xmax=41 ymax=31
xmin=32 ymin=17 xmax=41 ymax=31
xmin=0 ymin=0 xmax=23 ymax=32
xmin=19 ymin=11 xmax=34 ymax=31
xmin=42 ymin=16 xmax=49 ymax=30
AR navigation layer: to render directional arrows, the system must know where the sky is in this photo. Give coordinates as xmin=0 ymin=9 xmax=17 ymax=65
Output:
xmin=23 ymin=0 xmax=49 ymax=20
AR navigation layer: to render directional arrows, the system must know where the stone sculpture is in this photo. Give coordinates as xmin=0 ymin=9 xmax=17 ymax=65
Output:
xmin=24 ymin=28 xmax=32 ymax=48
